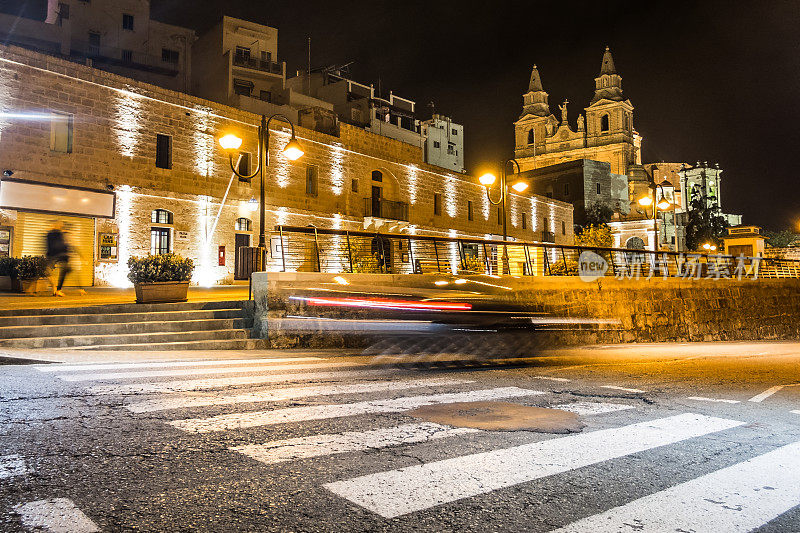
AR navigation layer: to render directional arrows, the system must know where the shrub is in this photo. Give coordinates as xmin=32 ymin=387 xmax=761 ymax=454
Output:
xmin=127 ymin=253 xmax=194 ymax=284
xmin=547 ymin=259 xmax=579 ymax=276
xmin=12 ymin=256 xmax=48 ymax=280
xmin=0 ymin=257 xmax=14 ymax=277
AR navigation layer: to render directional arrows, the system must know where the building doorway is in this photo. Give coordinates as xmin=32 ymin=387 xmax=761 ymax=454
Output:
xmin=17 ymin=212 xmax=94 ymax=286
xmin=371 ymin=235 xmax=392 ymax=273
xmin=371 ymin=185 xmax=381 ymax=217
xmin=233 ymin=233 xmax=251 ymax=280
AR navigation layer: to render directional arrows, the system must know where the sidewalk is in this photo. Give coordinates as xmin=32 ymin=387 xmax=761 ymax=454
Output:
xmin=0 ymin=285 xmax=251 ymax=311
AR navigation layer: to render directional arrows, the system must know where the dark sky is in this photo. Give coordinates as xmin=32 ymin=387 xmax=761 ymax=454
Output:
xmin=9 ymin=1 xmax=800 ymax=230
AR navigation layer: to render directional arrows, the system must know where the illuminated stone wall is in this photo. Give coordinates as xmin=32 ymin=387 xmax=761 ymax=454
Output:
xmin=0 ymin=44 xmax=573 ymax=286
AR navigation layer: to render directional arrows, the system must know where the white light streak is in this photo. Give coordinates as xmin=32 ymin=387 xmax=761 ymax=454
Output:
xmin=114 ymin=92 xmax=143 ymax=158
xmin=444 ymin=175 xmax=457 ymax=218
xmin=408 ymin=165 xmax=419 ymax=205
xmin=330 ymin=144 xmax=345 ymax=195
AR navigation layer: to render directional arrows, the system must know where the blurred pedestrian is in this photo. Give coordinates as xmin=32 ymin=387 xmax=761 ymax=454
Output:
xmin=45 ymin=221 xmax=72 ymax=297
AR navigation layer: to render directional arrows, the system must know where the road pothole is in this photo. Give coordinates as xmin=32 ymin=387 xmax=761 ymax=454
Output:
xmin=408 ymin=401 xmax=585 ymax=433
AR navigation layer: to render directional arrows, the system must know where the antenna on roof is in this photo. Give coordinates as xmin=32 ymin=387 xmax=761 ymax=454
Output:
xmin=306 ymin=37 xmax=311 ymax=94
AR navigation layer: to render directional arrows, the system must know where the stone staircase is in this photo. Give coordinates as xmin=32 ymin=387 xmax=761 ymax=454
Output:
xmin=0 ymin=300 xmax=266 ymax=350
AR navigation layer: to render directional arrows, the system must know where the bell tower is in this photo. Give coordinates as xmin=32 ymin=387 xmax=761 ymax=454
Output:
xmin=514 ymin=65 xmax=557 ymax=161
xmin=583 ymin=47 xmax=639 ymax=173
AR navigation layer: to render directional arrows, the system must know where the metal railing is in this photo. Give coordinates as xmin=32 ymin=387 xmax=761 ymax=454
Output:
xmin=363 ymin=198 xmax=410 ymax=222
xmin=265 ymin=226 xmax=800 ymax=279
xmin=232 ymin=54 xmax=283 ymax=75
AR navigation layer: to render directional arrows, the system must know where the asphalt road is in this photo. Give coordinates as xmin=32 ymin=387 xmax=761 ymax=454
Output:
xmin=1 ymin=341 xmax=799 ymax=532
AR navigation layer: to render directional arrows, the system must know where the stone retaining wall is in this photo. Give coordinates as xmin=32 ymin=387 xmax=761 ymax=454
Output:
xmin=252 ymin=272 xmax=800 ymax=346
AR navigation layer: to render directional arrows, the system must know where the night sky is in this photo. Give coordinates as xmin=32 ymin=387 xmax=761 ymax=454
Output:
xmin=7 ymin=1 xmax=800 ymax=230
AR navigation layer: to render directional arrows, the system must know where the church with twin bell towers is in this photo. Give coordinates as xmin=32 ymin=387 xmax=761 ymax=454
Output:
xmin=513 ymin=47 xmax=642 ymax=176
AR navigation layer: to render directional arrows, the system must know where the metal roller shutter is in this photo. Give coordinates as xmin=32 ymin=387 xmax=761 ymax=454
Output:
xmin=18 ymin=212 xmax=95 ymax=287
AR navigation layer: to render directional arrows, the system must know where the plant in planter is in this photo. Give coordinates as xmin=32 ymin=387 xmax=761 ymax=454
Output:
xmin=0 ymin=256 xmax=14 ymax=291
xmin=127 ymin=253 xmax=194 ymax=303
xmin=11 ymin=255 xmax=48 ymax=293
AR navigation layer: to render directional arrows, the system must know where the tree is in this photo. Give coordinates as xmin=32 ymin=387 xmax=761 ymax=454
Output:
xmin=574 ymin=224 xmax=613 ymax=248
xmin=684 ymin=185 xmax=729 ymax=251
xmin=583 ymin=201 xmax=614 ymax=229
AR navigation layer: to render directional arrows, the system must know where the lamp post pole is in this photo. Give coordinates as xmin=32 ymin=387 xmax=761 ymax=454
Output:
xmin=224 ymin=113 xmax=301 ymax=248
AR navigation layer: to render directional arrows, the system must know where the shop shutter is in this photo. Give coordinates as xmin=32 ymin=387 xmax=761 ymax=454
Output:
xmin=18 ymin=212 xmax=95 ymax=286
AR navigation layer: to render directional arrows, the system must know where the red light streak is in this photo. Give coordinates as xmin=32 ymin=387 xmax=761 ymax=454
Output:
xmin=302 ymin=297 xmax=472 ymax=311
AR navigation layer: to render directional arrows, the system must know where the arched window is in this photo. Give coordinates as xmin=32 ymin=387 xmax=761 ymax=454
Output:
xmin=371 ymin=170 xmax=383 ymax=182
xmin=527 ymin=129 xmax=535 ymax=145
xmin=151 ymin=209 xmax=173 ymax=224
xmin=235 ymin=217 xmax=251 ymax=232
xmin=600 ymin=114 xmax=610 ymax=132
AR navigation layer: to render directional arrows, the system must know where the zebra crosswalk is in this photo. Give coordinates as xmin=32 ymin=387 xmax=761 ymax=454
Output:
xmin=17 ymin=356 xmax=800 ymax=531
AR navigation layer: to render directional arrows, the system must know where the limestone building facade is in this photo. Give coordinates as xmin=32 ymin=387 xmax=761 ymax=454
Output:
xmin=0 ymin=44 xmax=572 ymax=286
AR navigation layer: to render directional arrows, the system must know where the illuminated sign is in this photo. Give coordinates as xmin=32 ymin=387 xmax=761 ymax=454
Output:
xmin=0 ymin=179 xmax=116 ymax=218
xmin=98 ymin=233 xmax=118 ymax=261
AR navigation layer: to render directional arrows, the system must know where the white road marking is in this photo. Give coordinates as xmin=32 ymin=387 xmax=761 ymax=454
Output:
xmin=791 ymin=410 xmax=800 ymax=415
xmin=323 ymin=413 xmax=744 ymax=519
xmin=37 ymin=357 xmax=319 ymax=372
xmin=0 ymin=454 xmax=26 ymax=479
xmin=553 ymin=440 xmax=800 ymax=532
xmin=234 ymin=401 xmax=634 ymax=466
xmin=169 ymin=387 xmax=545 ymax=433
xmin=233 ymin=422 xmax=480 ymax=465
xmin=601 ymin=385 xmax=646 ymax=393
xmin=687 ymin=396 xmax=741 ymax=404
xmin=85 ymin=369 xmax=401 ymax=395
xmin=58 ymin=362 xmax=358 ymax=382
xmin=555 ymin=401 xmax=635 ymax=415
xmin=533 ymin=376 xmax=571 ymax=382
xmin=14 ymin=498 xmax=99 ymax=533
xmin=748 ymin=384 xmax=800 ymax=403
xmin=125 ymin=378 xmax=474 ymax=413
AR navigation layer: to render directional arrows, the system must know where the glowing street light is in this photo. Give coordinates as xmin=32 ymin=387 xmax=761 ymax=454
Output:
xmin=479 ymin=173 xmax=497 ymax=186
xmin=479 ymin=158 xmax=525 ymax=274
xmin=218 ymin=114 xmax=304 ymax=250
xmin=511 ymin=180 xmax=529 ymax=193
xmin=702 ymin=242 xmax=717 ymax=252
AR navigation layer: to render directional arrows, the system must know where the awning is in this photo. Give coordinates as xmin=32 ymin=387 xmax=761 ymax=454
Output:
xmin=0 ymin=178 xmax=116 ymax=218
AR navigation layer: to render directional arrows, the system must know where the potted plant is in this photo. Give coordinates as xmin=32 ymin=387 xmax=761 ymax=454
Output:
xmin=128 ymin=253 xmax=194 ymax=303
xmin=11 ymin=255 xmax=48 ymax=293
xmin=0 ymin=257 xmax=14 ymax=291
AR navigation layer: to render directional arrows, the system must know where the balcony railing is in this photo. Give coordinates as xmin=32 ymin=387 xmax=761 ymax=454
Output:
xmin=364 ymin=198 xmax=409 ymax=222
xmin=541 ymin=231 xmax=556 ymax=243
xmin=232 ymin=54 xmax=283 ymax=75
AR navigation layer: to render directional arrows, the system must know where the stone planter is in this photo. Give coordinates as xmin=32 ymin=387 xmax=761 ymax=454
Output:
xmin=11 ymin=278 xmax=48 ymax=294
xmin=0 ymin=275 xmax=11 ymax=291
xmin=134 ymin=281 xmax=189 ymax=303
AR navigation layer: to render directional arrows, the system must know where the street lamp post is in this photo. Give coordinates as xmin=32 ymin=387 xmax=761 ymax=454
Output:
xmin=219 ymin=114 xmax=304 ymax=249
xmin=479 ymin=158 xmax=527 ymax=274
xmin=637 ymin=179 xmax=672 ymax=251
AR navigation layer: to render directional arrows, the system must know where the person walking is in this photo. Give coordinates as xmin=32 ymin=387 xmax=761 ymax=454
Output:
xmin=45 ymin=221 xmax=72 ymax=297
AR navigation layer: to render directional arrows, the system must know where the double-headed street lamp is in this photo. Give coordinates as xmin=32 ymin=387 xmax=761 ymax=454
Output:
xmin=478 ymin=158 xmax=528 ymax=274
xmin=637 ymin=179 xmax=672 ymax=251
xmin=219 ymin=114 xmax=304 ymax=249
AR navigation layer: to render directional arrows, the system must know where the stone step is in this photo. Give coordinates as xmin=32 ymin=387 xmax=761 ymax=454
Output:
xmin=0 ymin=299 xmax=251 ymax=317
xmin=69 ymin=338 xmax=269 ymax=351
xmin=0 ymin=318 xmax=254 ymax=339
xmin=0 ymin=329 xmax=251 ymax=349
xmin=0 ymin=308 xmax=246 ymax=327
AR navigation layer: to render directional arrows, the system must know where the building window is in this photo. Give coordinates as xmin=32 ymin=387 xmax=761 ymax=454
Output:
xmin=155 ymin=134 xmax=172 ymax=169
xmin=562 ymin=220 xmax=566 ymax=235
xmin=233 ymin=79 xmax=253 ymax=97
xmin=371 ymin=170 xmax=383 ymax=182
xmin=162 ymin=48 xmax=179 ymax=64
xmin=447 ymin=144 xmax=455 ymax=155
xmin=543 ymin=217 xmax=549 ymax=230
xmin=433 ymin=193 xmax=442 ymax=216
xmin=563 ymin=183 xmax=569 ymax=197
xmin=600 ymin=114 xmax=610 ymax=132
xmin=235 ymin=218 xmax=251 ymax=232
xmin=527 ymin=129 xmax=535 ymax=145
xmin=351 ymin=179 xmax=358 ymax=193
xmin=151 ymin=209 xmax=173 ymax=224
xmin=58 ymin=3 xmax=69 ymax=22
xmin=433 ymin=140 xmax=440 ymax=148
xmin=88 ymin=32 xmax=100 ymax=54
xmin=451 ymin=128 xmax=458 ymax=135
xmin=150 ymin=228 xmax=170 ymax=255
xmin=122 ymin=13 xmax=134 ymax=30
xmin=260 ymin=51 xmax=272 ymax=63
xmin=235 ymin=46 xmax=250 ymax=61
xmin=522 ymin=212 xmax=527 ymax=229
xmin=467 ymin=200 xmax=473 ymax=221
xmin=237 ymin=152 xmax=250 ymax=177
xmin=121 ymin=49 xmax=133 ymax=63
xmin=306 ymin=165 xmax=318 ymax=196
xmin=50 ymin=112 xmax=73 ymax=153
xmin=259 ymin=90 xmax=271 ymax=102
xmin=596 ymin=182 xmax=601 ymax=195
